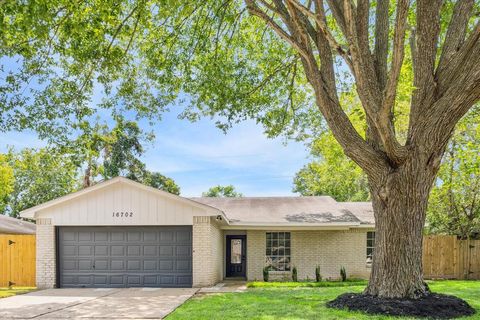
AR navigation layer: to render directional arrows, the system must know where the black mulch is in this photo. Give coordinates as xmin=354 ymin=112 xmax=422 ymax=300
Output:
xmin=327 ymin=292 xmax=475 ymax=319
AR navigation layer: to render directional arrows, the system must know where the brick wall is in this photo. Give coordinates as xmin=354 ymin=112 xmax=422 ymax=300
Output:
xmin=36 ymin=218 xmax=56 ymax=288
xmin=192 ymin=216 xmax=223 ymax=287
xmin=246 ymin=230 xmax=266 ymax=281
xmin=246 ymin=229 xmax=372 ymax=281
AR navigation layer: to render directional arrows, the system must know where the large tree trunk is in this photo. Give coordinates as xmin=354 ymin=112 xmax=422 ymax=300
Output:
xmin=365 ymin=156 xmax=439 ymax=298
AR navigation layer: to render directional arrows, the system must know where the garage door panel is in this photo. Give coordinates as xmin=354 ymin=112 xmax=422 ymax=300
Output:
xmin=111 ymin=232 xmax=125 ymax=241
xmin=63 ymin=245 xmax=77 ymax=255
xmin=111 ymin=246 xmax=125 ymax=256
xmin=127 ymin=246 xmax=141 ymax=256
xmin=58 ymin=226 xmax=192 ymax=288
xmin=94 ymin=232 xmax=108 ymax=241
xmin=78 ymin=245 xmax=93 ymax=255
xmin=95 ymin=246 xmax=108 ymax=255
xmin=78 ymin=232 xmax=92 ymax=241
xmin=176 ymin=259 xmax=192 ymax=271
xmin=159 ymin=246 xmax=174 ymax=256
xmin=144 ymin=232 xmax=157 ymax=241
xmin=127 ymin=231 xmax=141 ymax=242
xmin=144 ymin=246 xmax=157 ymax=255
xmin=176 ymin=245 xmax=192 ymax=257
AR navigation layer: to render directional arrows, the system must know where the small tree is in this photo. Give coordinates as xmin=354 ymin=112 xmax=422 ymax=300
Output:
xmin=315 ymin=265 xmax=322 ymax=282
xmin=292 ymin=266 xmax=298 ymax=282
xmin=263 ymin=266 xmax=270 ymax=282
xmin=340 ymin=267 xmax=347 ymax=282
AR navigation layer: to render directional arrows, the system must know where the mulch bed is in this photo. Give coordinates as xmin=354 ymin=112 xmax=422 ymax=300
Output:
xmin=327 ymin=292 xmax=475 ymax=319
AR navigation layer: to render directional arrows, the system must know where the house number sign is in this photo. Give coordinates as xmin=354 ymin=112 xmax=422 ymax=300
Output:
xmin=112 ymin=211 xmax=134 ymax=218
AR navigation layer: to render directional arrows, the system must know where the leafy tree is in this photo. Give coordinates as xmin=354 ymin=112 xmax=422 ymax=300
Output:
xmin=2 ymin=0 xmax=480 ymax=300
xmin=142 ymin=171 xmax=180 ymax=195
xmin=293 ymin=133 xmax=369 ymax=201
xmin=203 ymin=185 xmax=243 ymax=198
xmin=0 ymin=154 xmax=14 ymax=213
xmin=102 ymin=117 xmax=151 ymax=180
xmin=427 ymin=107 xmax=480 ymax=239
xmin=3 ymin=148 xmax=79 ymax=217
xmin=69 ymin=116 xmax=180 ymax=194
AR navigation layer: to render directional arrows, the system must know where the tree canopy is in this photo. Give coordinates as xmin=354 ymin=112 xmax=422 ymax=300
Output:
xmin=293 ymin=132 xmax=369 ymax=201
xmin=2 ymin=147 xmax=79 ymax=217
xmin=203 ymin=185 xmax=243 ymax=197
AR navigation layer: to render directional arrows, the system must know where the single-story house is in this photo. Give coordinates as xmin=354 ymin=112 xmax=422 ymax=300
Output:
xmin=20 ymin=176 xmax=375 ymax=289
xmin=0 ymin=214 xmax=36 ymax=235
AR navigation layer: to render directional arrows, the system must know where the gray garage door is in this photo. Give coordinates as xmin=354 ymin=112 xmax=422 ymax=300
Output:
xmin=58 ymin=226 xmax=192 ymax=288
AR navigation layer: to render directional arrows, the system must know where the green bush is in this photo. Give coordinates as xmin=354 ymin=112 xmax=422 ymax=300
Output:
xmin=292 ymin=266 xmax=298 ymax=282
xmin=340 ymin=266 xmax=347 ymax=282
xmin=315 ymin=265 xmax=322 ymax=282
xmin=263 ymin=266 xmax=270 ymax=282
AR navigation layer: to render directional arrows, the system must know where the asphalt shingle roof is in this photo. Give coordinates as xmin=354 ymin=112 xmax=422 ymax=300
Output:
xmin=0 ymin=215 xmax=36 ymax=234
xmin=191 ymin=196 xmax=374 ymax=225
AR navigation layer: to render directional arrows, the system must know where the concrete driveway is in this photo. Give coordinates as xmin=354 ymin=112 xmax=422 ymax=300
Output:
xmin=0 ymin=288 xmax=197 ymax=319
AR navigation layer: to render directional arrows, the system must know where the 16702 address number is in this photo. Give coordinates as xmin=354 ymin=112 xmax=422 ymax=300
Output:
xmin=112 ymin=211 xmax=133 ymax=217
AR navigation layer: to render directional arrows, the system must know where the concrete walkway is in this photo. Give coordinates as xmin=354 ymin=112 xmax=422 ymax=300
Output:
xmin=0 ymin=288 xmax=197 ymax=319
xmin=198 ymin=281 xmax=248 ymax=293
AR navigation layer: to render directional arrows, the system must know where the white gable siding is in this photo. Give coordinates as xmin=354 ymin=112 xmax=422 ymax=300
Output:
xmin=35 ymin=183 xmax=209 ymax=226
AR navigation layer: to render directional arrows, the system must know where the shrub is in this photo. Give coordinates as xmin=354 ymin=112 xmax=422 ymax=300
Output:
xmin=315 ymin=265 xmax=322 ymax=282
xmin=340 ymin=266 xmax=347 ymax=282
xmin=263 ymin=266 xmax=270 ymax=282
xmin=292 ymin=266 xmax=298 ymax=282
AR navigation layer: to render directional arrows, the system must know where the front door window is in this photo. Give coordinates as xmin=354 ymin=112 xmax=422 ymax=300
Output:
xmin=231 ymin=239 xmax=242 ymax=264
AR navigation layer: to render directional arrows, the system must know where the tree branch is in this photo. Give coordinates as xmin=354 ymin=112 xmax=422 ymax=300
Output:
xmin=374 ymin=0 xmax=389 ymax=91
xmin=246 ymin=0 xmax=388 ymax=178
xmin=287 ymin=0 xmax=353 ymax=69
xmin=438 ymin=0 xmax=475 ymax=69
xmin=245 ymin=0 xmax=310 ymax=60
xmin=410 ymin=0 xmax=442 ymax=126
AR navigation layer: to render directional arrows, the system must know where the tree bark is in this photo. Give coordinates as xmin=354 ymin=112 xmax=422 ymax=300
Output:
xmin=365 ymin=155 xmax=439 ymax=298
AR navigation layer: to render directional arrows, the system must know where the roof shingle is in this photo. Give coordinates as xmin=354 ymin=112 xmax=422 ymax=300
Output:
xmin=191 ymin=196 xmax=374 ymax=225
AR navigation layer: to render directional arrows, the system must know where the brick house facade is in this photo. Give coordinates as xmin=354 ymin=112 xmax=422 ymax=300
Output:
xmin=21 ymin=177 xmax=374 ymax=289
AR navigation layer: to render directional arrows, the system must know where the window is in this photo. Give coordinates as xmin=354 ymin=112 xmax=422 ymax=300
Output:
xmin=266 ymin=232 xmax=291 ymax=271
xmin=366 ymin=231 xmax=375 ymax=265
xmin=231 ymin=239 xmax=242 ymax=264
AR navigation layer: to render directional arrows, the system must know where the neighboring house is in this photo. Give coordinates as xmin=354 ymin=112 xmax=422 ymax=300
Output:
xmin=0 ymin=214 xmax=36 ymax=235
xmin=20 ymin=177 xmax=374 ymax=289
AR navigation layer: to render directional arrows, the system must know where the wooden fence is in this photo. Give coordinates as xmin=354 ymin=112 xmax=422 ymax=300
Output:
xmin=423 ymin=235 xmax=480 ymax=280
xmin=0 ymin=235 xmax=36 ymax=287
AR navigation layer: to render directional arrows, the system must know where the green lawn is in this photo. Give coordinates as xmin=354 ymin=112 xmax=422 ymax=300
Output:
xmin=0 ymin=287 xmax=36 ymax=299
xmin=167 ymin=281 xmax=480 ymax=320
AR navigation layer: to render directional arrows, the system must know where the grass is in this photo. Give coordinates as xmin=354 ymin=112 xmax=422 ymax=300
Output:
xmin=0 ymin=287 xmax=36 ymax=299
xmin=167 ymin=280 xmax=480 ymax=320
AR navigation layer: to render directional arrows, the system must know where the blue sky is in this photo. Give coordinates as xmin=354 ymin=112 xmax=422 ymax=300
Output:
xmin=0 ymin=108 xmax=310 ymax=197
xmin=0 ymin=54 xmax=311 ymax=197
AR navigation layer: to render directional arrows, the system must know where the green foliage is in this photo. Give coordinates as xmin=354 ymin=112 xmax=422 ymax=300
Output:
xmin=0 ymin=154 xmax=14 ymax=214
xmin=3 ymin=148 xmax=79 ymax=217
xmin=65 ymin=116 xmax=180 ymax=194
xmin=292 ymin=266 xmax=298 ymax=282
xmin=263 ymin=266 xmax=269 ymax=282
xmin=102 ymin=116 xmax=148 ymax=180
xmin=293 ymin=132 xmax=369 ymax=201
xmin=142 ymin=172 xmax=180 ymax=195
xmin=0 ymin=1 xmax=314 ymax=143
xmin=315 ymin=265 xmax=322 ymax=282
xmin=427 ymin=107 xmax=480 ymax=239
xmin=202 ymin=185 xmax=243 ymax=198
xmin=340 ymin=266 xmax=347 ymax=282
